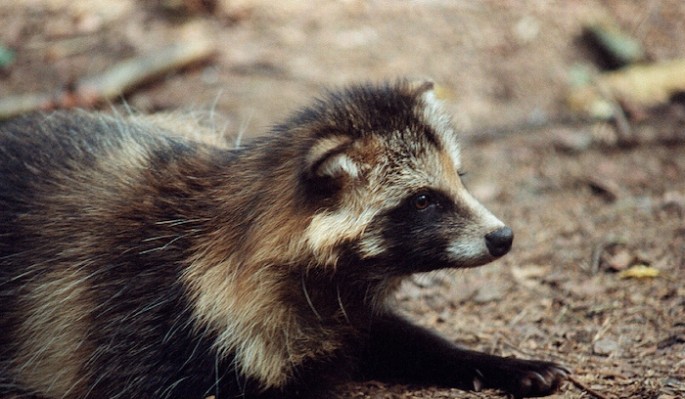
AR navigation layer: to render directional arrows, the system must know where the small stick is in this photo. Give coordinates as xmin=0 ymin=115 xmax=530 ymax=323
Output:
xmin=0 ymin=92 xmax=54 ymax=120
xmin=75 ymin=39 xmax=215 ymax=105
xmin=567 ymin=374 xmax=613 ymax=399
xmin=0 ymin=39 xmax=215 ymax=120
xmin=589 ymin=241 xmax=607 ymax=275
xmin=592 ymin=81 xmax=633 ymax=145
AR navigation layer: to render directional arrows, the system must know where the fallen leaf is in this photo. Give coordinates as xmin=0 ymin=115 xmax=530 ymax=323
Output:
xmin=567 ymin=58 xmax=685 ymax=118
xmin=618 ymin=265 xmax=660 ymax=279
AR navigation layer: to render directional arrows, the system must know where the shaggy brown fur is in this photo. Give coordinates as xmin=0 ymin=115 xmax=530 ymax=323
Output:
xmin=0 ymin=81 xmax=568 ymax=398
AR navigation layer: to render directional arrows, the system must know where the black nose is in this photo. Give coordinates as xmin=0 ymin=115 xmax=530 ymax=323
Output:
xmin=485 ymin=226 xmax=513 ymax=257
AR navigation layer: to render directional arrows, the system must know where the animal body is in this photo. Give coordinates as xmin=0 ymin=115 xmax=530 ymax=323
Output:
xmin=0 ymin=81 xmax=568 ymax=398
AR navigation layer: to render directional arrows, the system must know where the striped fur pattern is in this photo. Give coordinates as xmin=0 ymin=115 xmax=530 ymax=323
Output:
xmin=0 ymin=81 xmax=566 ymax=398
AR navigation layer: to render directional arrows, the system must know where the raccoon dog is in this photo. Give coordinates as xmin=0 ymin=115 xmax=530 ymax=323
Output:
xmin=0 ymin=81 xmax=568 ymax=398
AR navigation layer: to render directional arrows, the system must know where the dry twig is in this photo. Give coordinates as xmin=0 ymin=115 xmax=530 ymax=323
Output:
xmin=568 ymin=374 xmax=613 ymax=399
xmin=0 ymin=39 xmax=215 ymax=120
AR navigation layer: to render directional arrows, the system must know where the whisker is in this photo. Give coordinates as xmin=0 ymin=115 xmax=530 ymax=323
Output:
xmin=336 ymin=284 xmax=350 ymax=324
xmin=301 ymin=274 xmax=322 ymax=321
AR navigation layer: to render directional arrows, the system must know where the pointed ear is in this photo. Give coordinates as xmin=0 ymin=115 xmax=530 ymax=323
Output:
xmin=407 ymin=79 xmax=454 ymax=103
xmin=305 ymin=135 xmax=359 ymax=180
xmin=407 ymin=79 xmax=435 ymax=95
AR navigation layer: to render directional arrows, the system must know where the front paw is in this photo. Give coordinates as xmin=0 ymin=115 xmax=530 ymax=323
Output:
xmin=474 ymin=358 xmax=570 ymax=398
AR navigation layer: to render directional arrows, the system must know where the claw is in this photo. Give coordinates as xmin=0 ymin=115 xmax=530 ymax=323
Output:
xmin=473 ymin=377 xmax=483 ymax=392
xmin=473 ymin=368 xmax=484 ymax=391
xmin=531 ymin=371 xmax=547 ymax=387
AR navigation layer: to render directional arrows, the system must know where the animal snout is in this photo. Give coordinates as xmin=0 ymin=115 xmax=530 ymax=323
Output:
xmin=484 ymin=226 xmax=513 ymax=257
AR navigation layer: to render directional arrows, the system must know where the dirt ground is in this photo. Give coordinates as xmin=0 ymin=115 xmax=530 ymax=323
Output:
xmin=1 ymin=1 xmax=684 ymax=398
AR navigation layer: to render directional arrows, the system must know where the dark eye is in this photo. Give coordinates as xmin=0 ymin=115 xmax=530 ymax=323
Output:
xmin=412 ymin=193 xmax=432 ymax=210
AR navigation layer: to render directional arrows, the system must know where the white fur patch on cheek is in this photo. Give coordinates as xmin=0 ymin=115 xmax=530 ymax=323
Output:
xmin=305 ymin=207 xmax=378 ymax=265
xmin=447 ymin=237 xmax=490 ymax=263
xmin=358 ymin=233 xmax=387 ymax=258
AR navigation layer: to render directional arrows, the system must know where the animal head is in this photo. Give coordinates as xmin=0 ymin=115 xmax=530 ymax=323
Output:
xmin=294 ymin=80 xmax=513 ymax=276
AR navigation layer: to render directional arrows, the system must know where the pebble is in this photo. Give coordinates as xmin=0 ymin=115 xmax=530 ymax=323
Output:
xmin=552 ymin=129 xmax=593 ymax=153
xmin=593 ymin=338 xmax=619 ymax=355
xmin=473 ymin=284 xmax=505 ymax=303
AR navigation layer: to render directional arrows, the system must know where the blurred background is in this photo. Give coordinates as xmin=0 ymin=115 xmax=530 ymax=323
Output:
xmin=1 ymin=1 xmax=684 ymax=398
